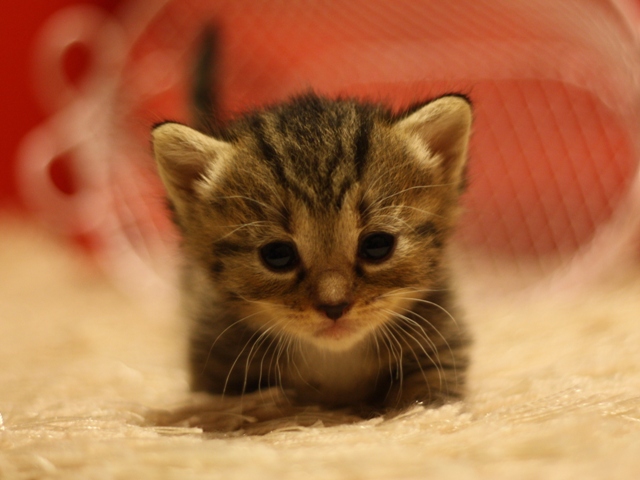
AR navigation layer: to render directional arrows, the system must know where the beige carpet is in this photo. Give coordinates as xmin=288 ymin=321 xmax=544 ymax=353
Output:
xmin=2 ymin=218 xmax=640 ymax=479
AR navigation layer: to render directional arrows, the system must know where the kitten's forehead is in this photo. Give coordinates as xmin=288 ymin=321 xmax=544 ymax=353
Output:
xmin=235 ymin=95 xmax=378 ymax=212
xmin=212 ymin=95 xmax=452 ymax=238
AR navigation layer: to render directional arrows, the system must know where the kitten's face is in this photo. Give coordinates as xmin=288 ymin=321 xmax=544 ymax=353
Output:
xmin=153 ymin=95 xmax=471 ymax=351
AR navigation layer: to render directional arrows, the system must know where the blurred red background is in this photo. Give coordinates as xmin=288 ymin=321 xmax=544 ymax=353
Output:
xmin=0 ymin=0 xmax=122 ymax=211
xmin=2 ymin=0 xmax=639 ymax=297
xmin=3 ymin=0 xmax=640 ymax=268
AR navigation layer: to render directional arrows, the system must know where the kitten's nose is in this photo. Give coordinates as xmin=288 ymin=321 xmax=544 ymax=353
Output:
xmin=317 ymin=302 xmax=351 ymax=321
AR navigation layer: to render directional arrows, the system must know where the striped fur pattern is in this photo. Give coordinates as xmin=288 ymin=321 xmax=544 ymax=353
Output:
xmin=152 ymin=93 xmax=472 ymax=412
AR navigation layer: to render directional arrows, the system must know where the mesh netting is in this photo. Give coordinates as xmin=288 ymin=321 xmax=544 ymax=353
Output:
xmin=18 ymin=0 xmax=640 ymax=298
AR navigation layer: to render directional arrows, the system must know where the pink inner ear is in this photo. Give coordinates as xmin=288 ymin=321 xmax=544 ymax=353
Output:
xmin=153 ymin=125 xmax=214 ymax=196
xmin=402 ymin=98 xmax=472 ymax=180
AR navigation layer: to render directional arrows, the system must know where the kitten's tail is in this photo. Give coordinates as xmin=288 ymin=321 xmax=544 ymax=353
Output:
xmin=191 ymin=25 xmax=220 ymax=135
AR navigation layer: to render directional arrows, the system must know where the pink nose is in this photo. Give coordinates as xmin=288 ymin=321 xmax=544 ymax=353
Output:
xmin=317 ymin=302 xmax=351 ymax=320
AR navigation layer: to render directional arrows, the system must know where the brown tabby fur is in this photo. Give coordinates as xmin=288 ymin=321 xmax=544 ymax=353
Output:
xmin=152 ymin=92 xmax=472 ymax=414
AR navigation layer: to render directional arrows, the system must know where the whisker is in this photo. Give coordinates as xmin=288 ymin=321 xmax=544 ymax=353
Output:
xmin=393 ymin=302 xmax=458 ymax=386
xmin=222 ymin=320 xmax=276 ymax=397
xmin=375 ymin=326 xmax=397 ymax=403
xmin=216 ymin=194 xmax=286 ymax=219
xmin=379 ymin=323 xmax=404 ymax=405
xmin=290 ymin=338 xmax=318 ymax=393
xmin=380 ymin=323 xmax=403 ymax=384
xmin=370 ymin=337 xmax=383 ymax=388
xmin=257 ymin=324 xmax=287 ymax=393
xmin=383 ymin=308 xmax=444 ymax=392
xmin=402 ymin=297 xmax=460 ymax=329
xmin=380 ymin=288 xmax=462 ymax=396
xmin=201 ymin=309 xmax=266 ymax=376
xmin=360 ymin=162 xmax=410 ymax=203
xmin=271 ymin=333 xmax=295 ymax=407
xmin=378 ymin=327 xmax=396 ymax=382
xmin=382 ymin=308 xmax=438 ymax=357
xmin=244 ymin=323 xmax=279 ymax=395
xmin=378 ymin=286 xmax=447 ymax=299
xmin=281 ymin=336 xmax=297 ymax=406
xmin=375 ymin=204 xmax=443 ymax=219
xmin=364 ymin=184 xmax=456 ymax=215
xmin=272 ymin=332 xmax=290 ymax=392
xmin=233 ymin=293 xmax=275 ymax=309
xmin=387 ymin=318 xmax=437 ymax=397
xmin=383 ymin=307 xmax=440 ymax=353
xmin=379 ymin=288 xmax=460 ymax=333
xmin=375 ymin=213 xmax=419 ymax=234
xmin=217 ymin=220 xmax=278 ymax=240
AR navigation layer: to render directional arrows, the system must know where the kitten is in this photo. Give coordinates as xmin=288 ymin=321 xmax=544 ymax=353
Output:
xmin=152 ymin=91 xmax=472 ymax=413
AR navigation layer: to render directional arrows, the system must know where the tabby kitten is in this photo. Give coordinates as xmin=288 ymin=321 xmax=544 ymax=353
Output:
xmin=152 ymin=91 xmax=472 ymax=412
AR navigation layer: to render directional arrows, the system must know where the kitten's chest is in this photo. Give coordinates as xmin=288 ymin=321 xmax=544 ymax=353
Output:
xmin=284 ymin=342 xmax=383 ymax=406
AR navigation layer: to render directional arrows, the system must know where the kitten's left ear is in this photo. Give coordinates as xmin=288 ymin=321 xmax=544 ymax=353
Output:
xmin=395 ymin=95 xmax=472 ymax=188
xmin=152 ymin=122 xmax=231 ymax=199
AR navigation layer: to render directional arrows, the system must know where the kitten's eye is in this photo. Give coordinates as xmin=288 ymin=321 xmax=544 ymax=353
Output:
xmin=260 ymin=242 xmax=299 ymax=271
xmin=358 ymin=232 xmax=396 ymax=262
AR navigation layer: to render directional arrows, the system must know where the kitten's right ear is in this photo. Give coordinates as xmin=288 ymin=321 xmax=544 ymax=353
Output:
xmin=395 ymin=95 xmax=472 ymax=189
xmin=152 ymin=122 xmax=231 ymax=199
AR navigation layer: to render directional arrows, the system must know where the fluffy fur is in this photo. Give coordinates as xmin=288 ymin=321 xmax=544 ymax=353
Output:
xmin=3 ymin=220 xmax=640 ymax=479
xmin=152 ymin=93 xmax=472 ymax=412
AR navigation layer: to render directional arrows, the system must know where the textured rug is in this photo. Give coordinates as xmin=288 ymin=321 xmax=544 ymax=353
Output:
xmin=1 ymin=218 xmax=640 ymax=479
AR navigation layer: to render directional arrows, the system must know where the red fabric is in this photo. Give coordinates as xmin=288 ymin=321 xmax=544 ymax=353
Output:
xmin=0 ymin=0 xmax=121 ymax=211
xmin=5 ymin=1 xmax=640 ymax=261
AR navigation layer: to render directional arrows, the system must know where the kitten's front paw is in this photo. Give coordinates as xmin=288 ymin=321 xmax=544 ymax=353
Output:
xmin=148 ymin=389 xmax=364 ymax=435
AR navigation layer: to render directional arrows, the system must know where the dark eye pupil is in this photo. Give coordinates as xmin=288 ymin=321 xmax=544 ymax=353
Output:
xmin=260 ymin=242 xmax=298 ymax=271
xmin=359 ymin=233 xmax=395 ymax=261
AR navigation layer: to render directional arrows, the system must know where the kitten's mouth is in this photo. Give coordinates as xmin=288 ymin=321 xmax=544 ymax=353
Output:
xmin=313 ymin=320 xmax=355 ymax=341
xmin=306 ymin=305 xmax=386 ymax=348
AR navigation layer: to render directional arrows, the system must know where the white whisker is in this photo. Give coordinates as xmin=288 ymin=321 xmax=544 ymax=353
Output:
xmin=403 ymin=297 xmax=460 ymax=329
xmin=383 ymin=308 xmax=444 ymax=391
xmin=359 ymin=161 xmax=409 ymax=203
xmin=387 ymin=318 xmax=437 ymax=396
xmin=375 ymin=204 xmax=443 ymax=219
xmin=217 ymin=220 xmax=278 ymax=240
xmin=290 ymin=338 xmax=318 ymax=392
xmin=258 ymin=324 xmax=287 ymax=392
xmin=364 ymin=184 xmax=456 ymax=215
xmin=380 ymin=323 xmax=403 ymax=384
xmin=378 ymin=286 xmax=446 ymax=299
xmin=391 ymin=298 xmax=458 ymax=384
xmin=382 ymin=290 xmax=457 ymax=358
xmin=272 ymin=332 xmax=291 ymax=391
xmin=244 ymin=323 xmax=279 ymax=395
xmin=201 ymin=309 xmax=266 ymax=376
xmin=233 ymin=293 xmax=275 ymax=309
xmin=216 ymin=195 xmax=286 ymax=219
xmin=375 ymin=213 xmax=418 ymax=234
xmin=222 ymin=319 xmax=276 ymax=396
